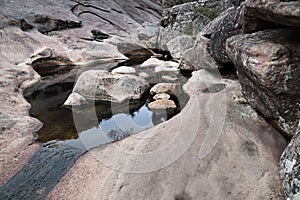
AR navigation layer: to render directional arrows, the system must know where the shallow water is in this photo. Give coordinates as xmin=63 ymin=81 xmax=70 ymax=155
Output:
xmin=0 ymin=72 xmax=189 ymax=199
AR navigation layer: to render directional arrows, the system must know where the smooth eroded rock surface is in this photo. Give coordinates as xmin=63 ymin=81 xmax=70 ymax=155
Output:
xmin=73 ymin=70 xmax=150 ymax=103
xmin=150 ymin=83 xmax=182 ymax=97
xmin=148 ymin=99 xmax=177 ymax=110
xmin=47 ymin=70 xmax=287 ymax=200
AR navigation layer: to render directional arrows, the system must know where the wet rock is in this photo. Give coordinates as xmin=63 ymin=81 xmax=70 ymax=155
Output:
xmin=0 ymin=0 xmax=163 ymax=189
xmin=73 ymin=70 xmax=150 ymax=103
xmin=226 ymin=28 xmax=300 ymax=137
xmin=111 ymin=66 xmax=136 ymax=75
xmin=148 ymin=99 xmax=177 ymax=110
xmin=150 ymin=83 xmax=182 ymax=97
xmin=180 ymin=35 xmax=221 ymax=70
xmin=166 ymin=36 xmax=195 ymax=59
xmin=153 ymin=93 xmax=171 ymax=100
xmin=48 ymin=70 xmax=287 ymax=200
xmin=63 ymin=92 xmax=88 ymax=107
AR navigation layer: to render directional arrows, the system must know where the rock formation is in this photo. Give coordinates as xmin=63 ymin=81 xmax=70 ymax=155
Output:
xmin=0 ymin=0 xmax=299 ymax=199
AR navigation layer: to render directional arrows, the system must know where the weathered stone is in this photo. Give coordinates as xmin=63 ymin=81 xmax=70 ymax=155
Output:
xmin=157 ymin=1 xmax=225 ymax=51
xmin=48 ymin=70 xmax=287 ymax=200
xmin=205 ymin=6 xmax=243 ymax=64
xmin=139 ymin=58 xmax=179 ymax=73
xmin=150 ymin=83 xmax=182 ymax=97
xmin=280 ymin=127 xmax=300 ymax=200
xmin=30 ymin=48 xmax=76 ymax=77
xmin=0 ymin=0 xmax=163 ymax=190
xmin=138 ymin=72 xmax=149 ymax=79
xmin=136 ymin=22 xmax=160 ymax=49
xmin=0 ymin=0 xmax=81 ymax=33
xmin=153 ymin=93 xmax=171 ymax=100
xmin=140 ymin=58 xmax=166 ymax=68
xmin=0 ymin=64 xmax=41 ymax=187
xmin=154 ymin=62 xmax=179 ymax=73
xmin=148 ymin=99 xmax=177 ymax=110
xmin=161 ymin=75 xmax=178 ymax=82
xmin=180 ymin=35 xmax=221 ymax=70
xmin=73 ymin=70 xmax=150 ymax=103
xmin=226 ymin=28 xmax=300 ymax=137
xmin=111 ymin=66 xmax=136 ymax=75
xmin=245 ymin=0 xmax=300 ymax=29
xmin=166 ymin=36 xmax=195 ymax=59
xmin=63 ymin=92 xmax=88 ymax=107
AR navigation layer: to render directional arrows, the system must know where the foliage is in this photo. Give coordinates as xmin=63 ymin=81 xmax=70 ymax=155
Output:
xmin=194 ymin=6 xmax=222 ymax=20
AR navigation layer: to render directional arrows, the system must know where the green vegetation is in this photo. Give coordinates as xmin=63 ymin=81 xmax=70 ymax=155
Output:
xmin=183 ymin=23 xmax=195 ymax=36
xmin=163 ymin=0 xmax=196 ymax=7
xmin=195 ymin=6 xmax=222 ymax=20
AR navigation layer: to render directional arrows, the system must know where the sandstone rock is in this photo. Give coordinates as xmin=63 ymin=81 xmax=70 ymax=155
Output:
xmin=0 ymin=64 xmax=42 ymax=186
xmin=136 ymin=22 xmax=159 ymax=49
xmin=73 ymin=70 xmax=150 ymax=103
xmin=161 ymin=75 xmax=178 ymax=82
xmin=205 ymin=6 xmax=243 ymax=64
xmin=140 ymin=58 xmax=166 ymax=68
xmin=245 ymin=0 xmax=300 ymax=29
xmin=138 ymin=72 xmax=149 ymax=79
xmin=111 ymin=66 xmax=136 ymax=75
xmin=226 ymin=28 xmax=300 ymax=137
xmin=153 ymin=93 xmax=171 ymax=100
xmin=150 ymin=83 xmax=183 ymax=97
xmin=63 ymin=92 xmax=88 ymax=107
xmin=154 ymin=63 xmax=179 ymax=73
xmin=280 ymin=127 xmax=300 ymax=200
xmin=139 ymin=58 xmax=179 ymax=72
xmin=157 ymin=0 xmax=236 ymax=51
xmin=166 ymin=36 xmax=195 ymax=59
xmin=180 ymin=35 xmax=221 ymax=70
xmin=0 ymin=0 xmax=80 ymax=33
xmin=148 ymin=99 xmax=177 ymax=110
xmin=0 ymin=0 xmax=163 ymax=191
xmin=136 ymin=22 xmax=159 ymax=41
xmin=48 ymin=70 xmax=287 ymax=200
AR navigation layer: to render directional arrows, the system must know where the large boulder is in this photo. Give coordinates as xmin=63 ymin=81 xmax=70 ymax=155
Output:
xmin=201 ymin=6 xmax=243 ymax=64
xmin=280 ymin=129 xmax=300 ymax=200
xmin=48 ymin=70 xmax=287 ymax=199
xmin=244 ymin=0 xmax=300 ymax=29
xmin=179 ymin=35 xmax=222 ymax=70
xmin=166 ymin=36 xmax=195 ymax=59
xmin=157 ymin=0 xmax=225 ymax=51
xmin=72 ymin=70 xmax=150 ymax=103
xmin=226 ymin=28 xmax=300 ymax=137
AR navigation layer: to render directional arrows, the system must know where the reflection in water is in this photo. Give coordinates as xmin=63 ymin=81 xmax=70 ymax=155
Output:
xmin=0 ymin=82 xmax=187 ymax=200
